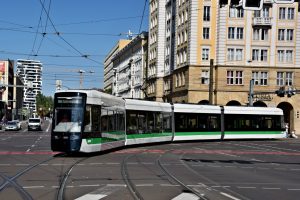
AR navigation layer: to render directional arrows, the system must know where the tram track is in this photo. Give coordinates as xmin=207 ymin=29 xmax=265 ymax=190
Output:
xmin=121 ymin=154 xmax=145 ymax=200
xmin=0 ymin=154 xmax=61 ymax=199
xmin=0 ymin=152 xmax=90 ymax=200
xmin=120 ymin=148 xmax=221 ymax=200
xmin=56 ymin=156 xmax=89 ymax=200
xmin=157 ymin=154 xmax=209 ymax=200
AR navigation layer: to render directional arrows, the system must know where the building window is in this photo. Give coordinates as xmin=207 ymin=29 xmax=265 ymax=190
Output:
xmin=254 ymin=7 xmax=270 ymax=18
xmin=237 ymin=28 xmax=244 ymax=39
xmin=287 ymin=29 xmax=294 ymax=41
xmin=277 ymin=49 xmax=294 ymax=63
xmin=228 ymin=27 xmax=243 ymax=39
xmin=279 ymin=7 xmax=286 ymax=20
xmin=229 ymin=7 xmax=244 ymax=18
xmin=287 ymin=8 xmax=295 ymax=20
xmin=227 ymin=48 xmax=243 ymax=61
xmin=202 ymin=48 xmax=209 ymax=61
xmin=201 ymin=70 xmax=209 ymax=84
xmin=203 ymin=27 xmax=210 ymax=39
xmin=286 ymin=50 xmax=293 ymax=63
xmin=227 ymin=70 xmax=243 ymax=85
xmin=253 ymin=28 xmax=268 ymax=41
xmin=278 ymin=29 xmax=294 ymax=41
xmin=228 ymin=27 xmax=235 ymax=39
xmin=278 ymin=50 xmax=284 ymax=62
xmin=261 ymin=50 xmax=268 ymax=61
xmin=252 ymin=71 xmax=268 ymax=86
xmin=252 ymin=49 xmax=268 ymax=62
xmin=203 ymin=6 xmax=210 ymax=21
xmin=277 ymin=72 xmax=293 ymax=86
xmin=278 ymin=29 xmax=285 ymax=41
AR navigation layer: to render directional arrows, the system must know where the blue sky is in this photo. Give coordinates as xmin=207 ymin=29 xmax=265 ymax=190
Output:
xmin=0 ymin=0 xmax=149 ymax=96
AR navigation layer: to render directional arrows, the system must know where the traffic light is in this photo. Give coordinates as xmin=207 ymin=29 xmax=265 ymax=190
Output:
xmin=287 ymin=87 xmax=296 ymax=98
xmin=275 ymin=87 xmax=285 ymax=97
xmin=242 ymin=0 xmax=263 ymax=10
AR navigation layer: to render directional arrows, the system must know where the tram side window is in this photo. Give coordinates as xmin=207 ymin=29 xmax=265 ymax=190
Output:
xmin=163 ymin=113 xmax=172 ymax=133
xmin=127 ymin=111 xmax=138 ymax=134
xmin=92 ymin=106 xmax=101 ymax=132
xmin=175 ymin=113 xmax=187 ymax=131
xmin=147 ymin=112 xmax=154 ymax=133
xmin=107 ymin=110 xmax=115 ymax=132
xmin=208 ymin=115 xmax=220 ymax=131
xmin=101 ymin=109 xmax=108 ymax=132
xmin=116 ymin=110 xmax=125 ymax=132
xmin=188 ymin=114 xmax=197 ymax=130
xmin=154 ymin=112 xmax=163 ymax=133
xmin=138 ymin=112 xmax=147 ymax=134
xmin=84 ymin=105 xmax=92 ymax=132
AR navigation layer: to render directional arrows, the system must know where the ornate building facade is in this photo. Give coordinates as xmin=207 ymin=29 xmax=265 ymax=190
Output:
xmin=147 ymin=0 xmax=300 ymax=135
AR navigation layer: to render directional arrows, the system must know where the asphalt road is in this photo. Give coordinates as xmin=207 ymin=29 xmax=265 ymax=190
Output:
xmin=0 ymin=120 xmax=299 ymax=200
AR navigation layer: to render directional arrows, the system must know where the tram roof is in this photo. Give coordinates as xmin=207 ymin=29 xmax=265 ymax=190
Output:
xmin=56 ymin=90 xmax=125 ymax=107
xmin=224 ymin=106 xmax=283 ymax=115
xmin=125 ymin=99 xmax=172 ymax=112
xmin=173 ymin=104 xmax=221 ymax=114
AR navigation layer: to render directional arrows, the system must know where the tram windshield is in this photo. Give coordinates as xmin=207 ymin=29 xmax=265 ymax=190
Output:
xmin=53 ymin=96 xmax=85 ymax=133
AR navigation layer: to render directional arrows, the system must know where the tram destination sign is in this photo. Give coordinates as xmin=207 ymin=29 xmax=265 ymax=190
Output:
xmin=253 ymin=93 xmax=273 ymax=101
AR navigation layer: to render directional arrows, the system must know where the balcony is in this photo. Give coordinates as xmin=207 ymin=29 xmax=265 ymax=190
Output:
xmin=252 ymin=17 xmax=272 ymax=26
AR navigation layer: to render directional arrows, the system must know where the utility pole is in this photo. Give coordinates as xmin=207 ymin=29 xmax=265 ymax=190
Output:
xmin=78 ymin=70 xmax=85 ymax=89
xmin=249 ymin=79 xmax=254 ymax=106
xmin=209 ymin=59 xmax=214 ymax=105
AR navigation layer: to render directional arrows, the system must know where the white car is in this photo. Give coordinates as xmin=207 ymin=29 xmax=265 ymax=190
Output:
xmin=28 ymin=118 xmax=42 ymax=131
xmin=12 ymin=120 xmax=21 ymax=130
xmin=5 ymin=121 xmax=19 ymax=131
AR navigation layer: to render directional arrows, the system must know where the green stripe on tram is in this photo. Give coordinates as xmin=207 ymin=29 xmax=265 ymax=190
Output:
xmin=126 ymin=132 xmax=172 ymax=139
xmin=86 ymin=131 xmax=126 ymax=144
xmin=175 ymin=132 xmax=221 ymax=136
xmin=224 ymin=131 xmax=283 ymax=135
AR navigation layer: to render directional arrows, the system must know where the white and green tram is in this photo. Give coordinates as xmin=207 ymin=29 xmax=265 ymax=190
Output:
xmin=51 ymin=90 xmax=286 ymax=153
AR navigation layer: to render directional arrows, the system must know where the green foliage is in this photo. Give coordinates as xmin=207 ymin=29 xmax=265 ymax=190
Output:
xmin=36 ymin=93 xmax=54 ymax=117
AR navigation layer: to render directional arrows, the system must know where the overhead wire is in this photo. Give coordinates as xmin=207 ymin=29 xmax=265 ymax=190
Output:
xmin=29 ymin=0 xmax=47 ymax=59
xmin=35 ymin=0 xmax=52 ymax=55
xmin=138 ymin=0 xmax=148 ymax=33
xmin=37 ymin=0 xmax=102 ymax=65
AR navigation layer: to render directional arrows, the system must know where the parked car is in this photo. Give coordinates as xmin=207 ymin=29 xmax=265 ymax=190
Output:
xmin=28 ymin=118 xmax=42 ymax=131
xmin=5 ymin=121 xmax=19 ymax=131
xmin=12 ymin=120 xmax=21 ymax=130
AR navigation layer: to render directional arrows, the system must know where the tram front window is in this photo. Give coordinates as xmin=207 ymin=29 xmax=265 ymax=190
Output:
xmin=53 ymin=96 xmax=84 ymax=133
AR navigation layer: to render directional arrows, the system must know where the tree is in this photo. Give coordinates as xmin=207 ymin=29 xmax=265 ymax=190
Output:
xmin=36 ymin=93 xmax=54 ymax=117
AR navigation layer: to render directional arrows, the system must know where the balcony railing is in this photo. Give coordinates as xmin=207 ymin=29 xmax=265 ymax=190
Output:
xmin=252 ymin=17 xmax=272 ymax=26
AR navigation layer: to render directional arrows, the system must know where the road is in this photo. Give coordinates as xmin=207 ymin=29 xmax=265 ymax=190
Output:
xmin=0 ymin=119 xmax=299 ymax=199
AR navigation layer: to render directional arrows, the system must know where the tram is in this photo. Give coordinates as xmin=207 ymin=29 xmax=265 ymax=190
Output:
xmin=51 ymin=90 xmax=286 ymax=153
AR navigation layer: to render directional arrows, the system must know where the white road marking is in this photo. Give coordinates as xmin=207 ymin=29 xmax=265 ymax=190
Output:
xmin=23 ymin=186 xmax=44 ymax=189
xmin=76 ymin=194 xmax=107 ymax=200
xmin=291 ymin=168 xmax=300 ymax=171
xmin=220 ymin=192 xmax=241 ymax=200
xmin=75 ymin=185 xmax=125 ymax=200
xmin=0 ymin=164 xmax=11 ymax=166
xmin=262 ymin=187 xmax=281 ymax=190
xmin=171 ymin=193 xmax=200 ymax=200
xmin=79 ymin=184 xmax=100 ymax=187
xmin=136 ymin=184 xmax=153 ymax=187
xmin=15 ymin=164 xmax=30 ymax=166
xmin=88 ymin=163 xmax=103 ymax=165
xmin=237 ymin=187 xmax=256 ymax=189
xmin=160 ymin=184 xmax=180 ymax=187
